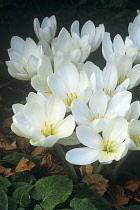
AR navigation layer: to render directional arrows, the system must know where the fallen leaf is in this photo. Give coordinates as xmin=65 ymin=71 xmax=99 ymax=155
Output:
xmin=0 ymin=166 xmax=12 ymax=177
xmin=0 ymin=96 xmax=2 ymax=108
xmin=104 ymin=184 xmax=130 ymax=208
xmin=122 ymin=176 xmax=140 ymax=193
xmin=40 ymin=154 xmax=68 ymax=177
xmin=31 ymin=146 xmax=54 ymax=159
xmin=14 ymin=157 xmax=36 ymax=172
xmin=82 ymin=174 xmax=109 ymax=195
xmin=2 ymin=117 xmax=14 ymax=138
xmin=15 ymin=137 xmax=31 ymax=153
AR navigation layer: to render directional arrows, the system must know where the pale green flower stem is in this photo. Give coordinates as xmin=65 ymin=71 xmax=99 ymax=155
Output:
xmin=93 ymin=163 xmax=103 ymax=174
xmin=54 ymin=143 xmax=79 ymax=183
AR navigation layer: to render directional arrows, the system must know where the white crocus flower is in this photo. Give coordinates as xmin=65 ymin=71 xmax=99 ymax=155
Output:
xmin=83 ymin=61 xmax=130 ymax=97
xmin=102 ymin=32 xmax=137 ymax=62
xmin=33 ymin=15 xmax=57 ymax=44
xmin=11 ymin=94 xmax=76 ymax=147
xmin=127 ymin=119 xmax=140 ymax=150
xmin=72 ymin=89 xmax=131 ymax=132
xmin=111 ymin=55 xmax=140 ymax=89
xmin=6 ymin=36 xmax=45 ymax=80
xmin=71 ymin=20 xmax=105 ymax=53
xmin=66 ymin=117 xmax=128 ymax=165
xmin=31 ymin=55 xmax=53 ymax=94
xmin=52 ymin=28 xmax=91 ymax=64
xmin=125 ymin=101 xmax=140 ymax=122
xmin=48 ymin=60 xmax=91 ymax=111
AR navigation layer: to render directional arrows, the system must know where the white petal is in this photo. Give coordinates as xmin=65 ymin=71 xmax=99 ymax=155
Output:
xmin=30 ymin=135 xmax=59 ymax=147
xmin=66 ymin=147 xmax=99 ymax=165
xmin=58 ymin=132 xmax=80 ymax=145
xmin=12 ymin=104 xmax=24 ymax=114
xmin=113 ymin=34 xmax=125 ymax=55
xmin=102 ymin=32 xmax=113 ymax=60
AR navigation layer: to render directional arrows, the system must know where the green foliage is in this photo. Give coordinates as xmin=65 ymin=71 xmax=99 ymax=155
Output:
xmin=33 ymin=204 xmax=42 ymax=210
xmin=123 ymin=205 xmax=140 ymax=209
xmin=73 ymin=183 xmax=111 ymax=210
xmin=3 ymin=152 xmax=40 ymax=165
xmin=0 ymin=188 xmax=8 ymax=210
xmin=70 ymin=198 xmax=97 ymax=210
xmin=11 ymin=171 xmax=36 ymax=184
xmin=12 ymin=184 xmax=32 ymax=208
xmin=30 ymin=175 xmax=73 ymax=210
xmin=0 ymin=175 xmax=11 ymax=188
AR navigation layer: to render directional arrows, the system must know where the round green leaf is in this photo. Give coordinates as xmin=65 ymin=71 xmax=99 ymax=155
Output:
xmin=70 ymin=198 xmax=97 ymax=210
xmin=0 ymin=188 xmax=8 ymax=210
xmin=30 ymin=175 xmax=73 ymax=210
xmin=0 ymin=175 xmax=11 ymax=188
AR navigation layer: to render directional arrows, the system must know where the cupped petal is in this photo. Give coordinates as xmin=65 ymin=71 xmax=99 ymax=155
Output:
xmin=125 ymin=101 xmax=140 ymax=121
xmin=12 ymin=104 xmax=24 ymax=114
xmin=11 ymin=36 xmax=25 ymax=54
xmin=89 ymin=90 xmax=109 ymax=117
xmin=76 ymin=125 xmax=102 ymax=148
xmin=71 ymin=20 xmax=80 ymax=36
xmin=30 ymin=135 xmax=59 ymax=147
xmin=54 ymin=115 xmax=75 ymax=138
xmin=113 ymin=34 xmax=125 ymax=55
xmin=45 ymin=95 xmax=66 ymax=125
xmin=66 ymin=147 xmax=99 ymax=165
xmin=102 ymin=32 xmax=113 ymax=60
xmin=103 ymin=116 xmax=128 ymax=144
xmin=31 ymin=74 xmax=50 ymax=93
xmin=11 ymin=123 xmax=29 ymax=138
xmin=90 ymin=118 xmax=108 ymax=133
xmin=72 ymin=99 xmax=92 ymax=125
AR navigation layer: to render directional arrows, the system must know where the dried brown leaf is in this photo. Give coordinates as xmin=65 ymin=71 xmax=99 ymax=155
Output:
xmin=31 ymin=146 xmax=54 ymax=160
xmin=0 ymin=166 xmax=12 ymax=177
xmin=14 ymin=157 xmax=36 ymax=172
xmin=80 ymin=164 xmax=93 ymax=176
xmin=82 ymin=174 xmax=109 ymax=195
xmin=104 ymin=184 xmax=130 ymax=208
xmin=122 ymin=176 xmax=140 ymax=193
xmin=15 ymin=137 xmax=30 ymax=153
xmin=2 ymin=117 xmax=14 ymax=138
xmin=40 ymin=154 xmax=68 ymax=177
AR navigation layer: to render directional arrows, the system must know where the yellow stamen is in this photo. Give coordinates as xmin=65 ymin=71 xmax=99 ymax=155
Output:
xmin=130 ymin=134 xmax=140 ymax=147
xmin=102 ymin=88 xmax=112 ymax=97
xmin=92 ymin=113 xmax=104 ymax=121
xmin=65 ymin=92 xmax=78 ymax=107
xmin=102 ymin=139 xmax=114 ymax=152
xmin=117 ymin=75 xmax=127 ymax=85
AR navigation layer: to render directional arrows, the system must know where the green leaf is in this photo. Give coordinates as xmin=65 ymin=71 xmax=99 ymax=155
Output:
xmin=0 ymin=188 xmax=8 ymax=210
xmin=8 ymin=196 xmax=17 ymax=210
xmin=12 ymin=184 xmax=32 ymax=208
xmin=30 ymin=175 xmax=73 ymax=210
xmin=70 ymin=198 xmax=97 ymax=210
xmin=11 ymin=171 xmax=36 ymax=184
xmin=34 ymin=204 xmax=42 ymax=210
xmin=0 ymin=175 xmax=11 ymax=188
xmin=73 ymin=183 xmax=111 ymax=210
xmin=3 ymin=153 xmax=40 ymax=165
xmin=123 ymin=205 xmax=140 ymax=209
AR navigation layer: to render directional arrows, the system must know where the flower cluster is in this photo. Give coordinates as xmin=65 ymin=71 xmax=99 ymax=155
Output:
xmin=7 ymin=12 xmax=140 ymax=166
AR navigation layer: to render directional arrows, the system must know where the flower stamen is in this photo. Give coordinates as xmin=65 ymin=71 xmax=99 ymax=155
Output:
xmin=117 ymin=75 xmax=127 ymax=85
xmin=65 ymin=92 xmax=78 ymax=107
xmin=102 ymin=139 xmax=114 ymax=152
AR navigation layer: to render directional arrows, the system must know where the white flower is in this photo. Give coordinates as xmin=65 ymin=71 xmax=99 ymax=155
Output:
xmin=102 ymin=32 xmax=137 ymax=61
xmin=6 ymin=36 xmax=44 ymax=80
xmin=31 ymin=55 xmax=53 ymax=94
xmin=127 ymin=119 xmax=140 ymax=150
xmin=11 ymin=93 xmax=76 ymax=147
xmin=66 ymin=117 xmax=128 ymax=165
xmin=111 ymin=55 xmax=140 ymax=89
xmin=52 ymin=28 xmax=91 ymax=64
xmin=72 ymin=89 xmax=131 ymax=132
xmin=71 ymin=20 xmax=105 ymax=53
xmin=48 ymin=60 xmax=91 ymax=111
xmin=125 ymin=101 xmax=140 ymax=122
xmin=83 ymin=61 xmax=130 ymax=97
xmin=33 ymin=15 xmax=57 ymax=44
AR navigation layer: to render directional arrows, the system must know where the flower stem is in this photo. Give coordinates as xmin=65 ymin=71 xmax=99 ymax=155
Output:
xmin=54 ymin=143 xmax=79 ymax=183
xmin=106 ymin=165 xmax=114 ymax=183
xmin=81 ymin=165 xmax=86 ymax=179
xmin=93 ymin=163 xmax=103 ymax=174
xmin=114 ymin=150 xmax=132 ymax=182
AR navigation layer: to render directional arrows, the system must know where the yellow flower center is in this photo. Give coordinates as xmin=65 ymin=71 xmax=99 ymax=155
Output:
xmin=102 ymin=139 xmax=115 ymax=152
xmin=102 ymin=88 xmax=112 ymax=97
xmin=40 ymin=122 xmax=54 ymax=137
xmin=92 ymin=113 xmax=104 ymax=120
xmin=65 ymin=92 xmax=78 ymax=107
xmin=117 ymin=75 xmax=127 ymax=85
xmin=131 ymin=134 xmax=140 ymax=147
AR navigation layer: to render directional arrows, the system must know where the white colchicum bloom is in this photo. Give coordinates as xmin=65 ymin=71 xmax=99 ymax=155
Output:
xmin=83 ymin=61 xmax=130 ymax=97
xmin=127 ymin=119 xmax=140 ymax=150
xmin=6 ymin=36 xmax=44 ymax=80
xmin=125 ymin=101 xmax=140 ymax=122
xmin=48 ymin=60 xmax=91 ymax=111
xmin=52 ymin=28 xmax=91 ymax=64
xmin=33 ymin=15 xmax=57 ymax=44
xmin=102 ymin=32 xmax=137 ymax=61
xmin=72 ymin=89 xmax=132 ymax=132
xmin=11 ymin=93 xmax=76 ymax=147
xmin=66 ymin=117 xmax=128 ymax=165
xmin=71 ymin=20 xmax=105 ymax=53
xmin=31 ymin=55 xmax=53 ymax=94
xmin=110 ymin=55 xmax=140 ymax=89
xmin=128 ymin=11 xmax=140 ymax=64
